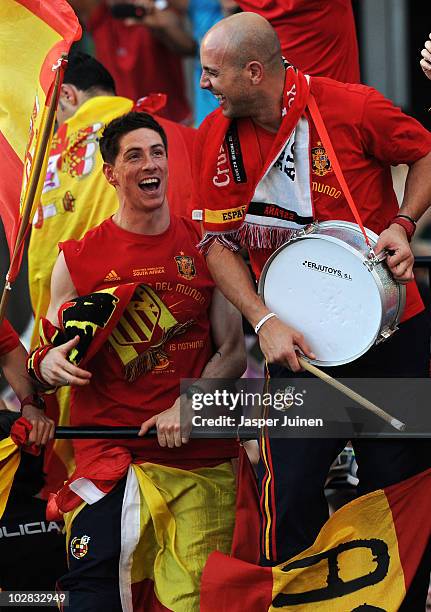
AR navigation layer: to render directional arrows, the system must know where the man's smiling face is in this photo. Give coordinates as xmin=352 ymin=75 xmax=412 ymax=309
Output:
xmin=104 ymin=127 xmax=168 ymax=212
xmin=200 ymin=34 xmax=253 ymax=119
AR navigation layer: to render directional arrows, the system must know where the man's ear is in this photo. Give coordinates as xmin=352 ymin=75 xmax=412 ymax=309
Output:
xmin=248 ymin=61 xmax=264 ymax=85
xmin=103 ymin=162 xmax=117 ymax=187
xmin=59 ymin=83 xmax=79 ymax=108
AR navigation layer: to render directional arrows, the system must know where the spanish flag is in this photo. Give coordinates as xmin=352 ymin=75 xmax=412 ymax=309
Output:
xmin=0 ymin=414 xmax=39 ymax=519
xmin=0 ymin=437 xmax=21 ymax=519
xmin=0 ymin=0 xmax=81 ymax=280
xmin=201 ymin=469 xmax=431 ymax=611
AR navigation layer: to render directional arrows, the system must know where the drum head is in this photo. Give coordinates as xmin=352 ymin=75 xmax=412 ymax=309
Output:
xmin=260 ymin=236 xmax=383 ymax=366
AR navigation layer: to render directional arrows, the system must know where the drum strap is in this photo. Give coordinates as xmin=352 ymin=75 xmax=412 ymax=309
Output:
xmin=307 ymin=94 xmax=372 ymax=248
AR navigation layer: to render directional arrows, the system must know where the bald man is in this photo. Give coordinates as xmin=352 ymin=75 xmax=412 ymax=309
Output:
xmin=193 ymin=12 xmax=431 ymax=607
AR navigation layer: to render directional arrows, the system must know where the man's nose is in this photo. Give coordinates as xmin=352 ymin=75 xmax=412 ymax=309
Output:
xmin=200 ymin=71 xmax=210 ymax=89
xmin=142 ymin=154 xmax=156 ymax=170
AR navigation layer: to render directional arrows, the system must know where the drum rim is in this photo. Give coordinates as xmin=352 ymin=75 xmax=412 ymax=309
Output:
xmin=258 ymin=220 xmax=406 ymax=367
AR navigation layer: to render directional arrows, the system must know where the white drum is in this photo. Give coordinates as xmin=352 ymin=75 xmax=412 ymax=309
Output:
xmin=258 ymin=221 xmax=406 ymax=367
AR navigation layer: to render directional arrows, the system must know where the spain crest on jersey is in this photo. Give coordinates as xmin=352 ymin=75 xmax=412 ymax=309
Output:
xmin=312 ymin=141 xmax=333 ymax=177
xmin=174 ymin=253 xmax=196 ymax=280
xmin=70 ymin=535 xmax=90 ymax=560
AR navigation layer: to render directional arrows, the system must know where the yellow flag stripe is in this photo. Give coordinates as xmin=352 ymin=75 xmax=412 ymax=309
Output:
xmin=0 ymin=437 xmax=20 ymax=518
xmin=270 ymin=489 xmax=405 ymax=610
xmin=0 ymin=0 xmax=61 ymax=159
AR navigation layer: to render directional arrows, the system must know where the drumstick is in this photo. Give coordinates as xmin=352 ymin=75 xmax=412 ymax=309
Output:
xmin=297 ymin=357 xmax=406 ymax=432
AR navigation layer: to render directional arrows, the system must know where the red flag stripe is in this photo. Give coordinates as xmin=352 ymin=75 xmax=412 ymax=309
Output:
xmin=385 ymin=467 xmax=431 ymax=591
xmin=0 ymin=131 xmax=23 ymax=254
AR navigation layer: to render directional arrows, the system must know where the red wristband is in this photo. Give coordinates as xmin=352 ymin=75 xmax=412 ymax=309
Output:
xmin=27 ymin=345 xmax=56 ymax=391
xmin=390 ymin=216 xmax=416 ymax=242
xmin=20 ymin=393 xmax=46 ymax=412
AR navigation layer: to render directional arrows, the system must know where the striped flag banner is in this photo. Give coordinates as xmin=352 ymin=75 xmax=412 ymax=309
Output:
xmin=0 ymin=436 xmax=21 ymax=519
xmin=201 ymin=468 xmax=431 ymax=611
xmin=0 ymin=0 xmax=81 ymax=306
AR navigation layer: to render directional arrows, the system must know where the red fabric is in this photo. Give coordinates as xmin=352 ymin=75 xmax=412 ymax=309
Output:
xmin=253 ymin=122 xmax=277 ymax=163
xmin=154 ymin=115 xmax=196 ymax=219
xmin=133 ymin=93 xmax=168 ymax=115
xmin=230 ymin=446 xmax=260 ymax=564
xmin=201 ymin=552 xmax=274 ymax=611
xmin=0 ymin=131 xmax=22 ymax=255
xmin=58 ymin=215 xmax=238 ymax=499
xmin=0 ymin=319 xmax=20 ymax=356
xmin=132 ymin=579 xmax=172 ymax=611
xmin=87 ymin=2 xmax=190 ymax=123
xmin=46 ymin=492 xmax=63 ymax=521
xmin=39 ymin=393 xmax=69 ymax=499
xmin=237 ymin=0 xmax=360 ymax=83
xmin=56 ymin=446 xmax=132 ymax=513
xmin=385 ymin=468 xmax=431 ymax=591
xmin=197 ymin=66 xmax=310 ymax=234
xmin=245 ymin=78 xmax=431 ymax=322
xmin=10 ymin=417 xmax=40 ymax=456
xmin=135 ymin=93 xmax=197 ymax=218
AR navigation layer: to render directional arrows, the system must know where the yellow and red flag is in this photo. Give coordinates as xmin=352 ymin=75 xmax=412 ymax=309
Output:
xmin=0 ymin=0 xmax=81 ymax=283
xmin=0 ymin=437 xmax=21 ymax=519
xmin=0 ymin=415 xmax=41 ymax=519
xmin=201 ymin=469 xmax=431 ymax=611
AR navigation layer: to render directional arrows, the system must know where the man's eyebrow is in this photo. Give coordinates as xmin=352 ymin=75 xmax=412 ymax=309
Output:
xmin=124 ymin=147 xmax=142 ymax=155
xmin=123 ymin=144 xmax=164 ymax=155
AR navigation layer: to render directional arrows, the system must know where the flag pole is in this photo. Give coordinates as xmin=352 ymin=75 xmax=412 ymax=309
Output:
xmin=0 ymin=56 xmax=66 ymax=324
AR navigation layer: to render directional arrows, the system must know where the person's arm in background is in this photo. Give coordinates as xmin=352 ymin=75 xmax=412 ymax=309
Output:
xmin=420 ymin=32 xmax=431 ymax=80
xmin=140 ymin=1 xmax=196 ymax=56
xmin=139 ymin=288 xmax=247 ymax=446
xmin=69 ymin=0 xmax=196 ymax=56
xmin=0 ymin=340 xmax=54 ymax=446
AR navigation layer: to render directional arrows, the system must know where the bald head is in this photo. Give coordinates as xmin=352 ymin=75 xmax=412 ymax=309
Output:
xmin=200 ymin=12 xmax=285 ymax=124
xmin=202 ymin=12 xmax=282 ymax=72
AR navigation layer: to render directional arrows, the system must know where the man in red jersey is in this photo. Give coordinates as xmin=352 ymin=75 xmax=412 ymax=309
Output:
xmin=29 ymin=51 xmax=197 ymax=497
xmin=30 ymin=113 xmax=246 ymax=610
xmin=194 ymin=12 xmax=431 ymax=608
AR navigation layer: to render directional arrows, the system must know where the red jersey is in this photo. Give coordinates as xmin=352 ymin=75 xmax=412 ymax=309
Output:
xmin=199 ymin=78 xmax=431 ymax=322
xmin=87 ymin=2 xmax=191 ymax=123
xmin=0 ymin=319 xmax=20 ymax=356
xmin=237 ymin=0 xmax=360 ymax=83
xmin=60 ymin=215 xmax=238 ymax=467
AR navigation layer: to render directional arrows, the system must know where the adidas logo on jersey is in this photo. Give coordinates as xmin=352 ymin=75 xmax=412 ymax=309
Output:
xmin=104 ymin=270 xmax=121 ymax=282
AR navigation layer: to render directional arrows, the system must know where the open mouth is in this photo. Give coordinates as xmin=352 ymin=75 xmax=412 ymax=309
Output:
xmin=213 ymin=93 xmax=226 ymax=106
xmin=138 ymin=177 xmax=161 ymax=192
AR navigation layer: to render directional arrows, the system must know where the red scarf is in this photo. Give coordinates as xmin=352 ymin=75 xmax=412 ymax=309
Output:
xmin=196 ymin=66 xmax=310 ymax=242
